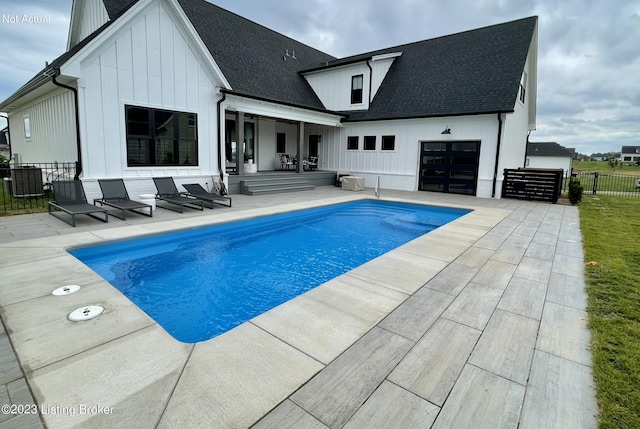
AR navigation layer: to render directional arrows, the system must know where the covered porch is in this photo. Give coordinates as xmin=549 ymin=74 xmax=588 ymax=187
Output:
xmin=220 ymin=94 xmax=343 ymax=178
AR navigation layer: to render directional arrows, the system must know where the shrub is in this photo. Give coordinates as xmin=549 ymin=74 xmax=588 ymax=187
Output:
xmin=568 ymin=178 xmax=584 ymax=205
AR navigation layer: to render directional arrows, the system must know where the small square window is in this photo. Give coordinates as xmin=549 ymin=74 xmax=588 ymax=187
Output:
xmin=347 ymin=136 xmax=359 ymax=150
xmin=364 ymin=136 xmax=376 ymax=151
xmin=381 ymin=135 xmax=395 ymax=151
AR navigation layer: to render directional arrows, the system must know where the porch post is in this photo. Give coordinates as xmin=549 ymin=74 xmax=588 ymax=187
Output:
xmin=296 ymin=121 xmax=304 ymax=173
xmin=236 ymin=111 xmax=244 ymax=176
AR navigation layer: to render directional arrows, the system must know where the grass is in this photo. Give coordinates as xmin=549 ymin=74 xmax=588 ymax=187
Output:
xmin=574 ymin=160 xmax=640 ymax=174
xmin=580 ymin=196 xmax=640 ymax=428
xmin=0 ymin=192 xmax=51 ymax=216
xmin=568 ymin=161 xmax=640 ymax=194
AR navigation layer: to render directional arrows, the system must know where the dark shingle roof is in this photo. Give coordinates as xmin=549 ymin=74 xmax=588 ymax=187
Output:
xmin=336 ymin=16 xmax=537 ymax=121
xmin=621 ymin=146 xmax=640 ymax=152
xmin=177 ymin=0 xmax=335 ymax=110
xmin=103 ymin=0 xmax=138 ymax=19
xmin=527 ymin=142 xmax=573 ymax=157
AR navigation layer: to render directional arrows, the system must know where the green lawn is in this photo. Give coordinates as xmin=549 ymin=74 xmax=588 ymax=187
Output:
xmin=580 ymin=196 xmax=640 ymax=428
xmin=574 ymin=160 xmax=640 ymax=174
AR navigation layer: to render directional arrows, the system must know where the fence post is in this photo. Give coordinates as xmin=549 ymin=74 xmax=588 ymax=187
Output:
xmin=592 ymin=172 xmax=598 ymax=195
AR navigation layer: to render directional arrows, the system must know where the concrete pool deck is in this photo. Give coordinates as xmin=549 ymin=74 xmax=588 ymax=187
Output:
xmin=0 ymin=187 xmax=597 ymax=428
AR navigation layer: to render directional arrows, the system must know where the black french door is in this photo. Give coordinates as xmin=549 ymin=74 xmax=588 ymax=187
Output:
xmin=419 ymin=141 xmax=480 ymax=195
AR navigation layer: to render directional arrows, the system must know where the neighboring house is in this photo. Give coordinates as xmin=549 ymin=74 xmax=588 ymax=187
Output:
xmin=621 ymin=146 xmax=640 ymax=163
xmin=525 ymin=142 xmax=573 ymax=176
xmin=0 ymin=0 xmax=538 ymax=199
xmin=591 ymin=153 xmax=607 ymax=161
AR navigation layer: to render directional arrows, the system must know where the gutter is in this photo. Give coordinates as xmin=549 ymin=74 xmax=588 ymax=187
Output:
xmin=491 ymin=113 xmax=504 ymax=198
xmin=49 ymin=68 xmax=82 ymax=180
xmin=216 ymin=91 xmax=227 ymax=181
xmin=0 ymin=113 xmax=10 ymax=161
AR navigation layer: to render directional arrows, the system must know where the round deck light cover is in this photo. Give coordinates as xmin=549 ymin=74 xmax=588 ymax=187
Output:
xmin=68 ymin=305 xmax=104 ymax=321
xmin=52 ymin=285 xmax=81 ymax=296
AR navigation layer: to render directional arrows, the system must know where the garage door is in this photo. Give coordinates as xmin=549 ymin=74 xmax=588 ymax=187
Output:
xmin=419 ymin=141 xmax=480 ymax=195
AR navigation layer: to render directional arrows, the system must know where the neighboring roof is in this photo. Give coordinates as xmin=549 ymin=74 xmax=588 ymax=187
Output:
xmin=621 ymin=146 xmax=640 ymax=152
xmin=2 ymin=0 xmax=536 ymax=120
xmin=527 ymin=142 xmax=573 ymax=157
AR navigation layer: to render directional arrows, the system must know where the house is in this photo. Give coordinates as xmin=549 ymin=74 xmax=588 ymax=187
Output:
xmin=525 ymin=142 xmax=573 ymax=176
xmin=0 ymin=0 xmax=538 ymax=199
xmin=621 ymin=146 xmax=640 ymax=164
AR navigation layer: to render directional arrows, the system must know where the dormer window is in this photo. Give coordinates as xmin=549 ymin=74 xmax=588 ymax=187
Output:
xmin=351 ymin=75 xmax=363 ymax=104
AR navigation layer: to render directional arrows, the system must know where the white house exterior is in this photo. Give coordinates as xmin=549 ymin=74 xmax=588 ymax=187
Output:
xmin=0 ymin=0 xmax=539 ymax=200
xmin=525 ymin=142 xmax=573 ymax=175
xmin=621 ymin=146 xmax=640 ymax=163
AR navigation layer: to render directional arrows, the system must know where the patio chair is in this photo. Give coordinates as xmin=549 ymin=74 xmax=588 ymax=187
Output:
xmin=279 ymin=154 xmax=293 ymax=170
xmin=153 ymin=177 xmax=204 ymax=213
xmin=94 ymin=179 xmax=153 ymax=220
xmin=182 ymin=183 xmax=232 ymax=208
xmin=48 ymin=180 xmax=109 ymax=227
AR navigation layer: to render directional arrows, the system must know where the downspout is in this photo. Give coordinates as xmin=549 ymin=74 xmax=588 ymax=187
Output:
xmin=491 ymin=113 xmax=504 ymax=198
xmin=523 ymin=130 xmax=531 ymax=167
xmin=216 ymin=91 xmax=227 ymax=182
xmin=0 ymin=114 xmax=10 ymax=161
xmin=366 ymin=59 xmax=373 ymax=104
xmin=49 ymin=70 xmax=82 ymax=180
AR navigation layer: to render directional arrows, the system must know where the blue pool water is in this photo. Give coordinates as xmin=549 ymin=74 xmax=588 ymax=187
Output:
xmin=70 ymin=200 xmax=469 ymax=342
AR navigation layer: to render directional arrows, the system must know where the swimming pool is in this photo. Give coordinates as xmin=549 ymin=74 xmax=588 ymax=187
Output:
xmin=70 ymin=200 xmax=469 ymax=342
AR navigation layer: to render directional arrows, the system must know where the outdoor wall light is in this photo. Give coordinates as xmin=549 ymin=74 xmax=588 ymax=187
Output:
xmin=441 ymin=126 xmax=452 ymax=134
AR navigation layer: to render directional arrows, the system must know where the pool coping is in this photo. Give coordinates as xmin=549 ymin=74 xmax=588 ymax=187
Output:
xmin=0 ymin=191 xmax=595 ymax=428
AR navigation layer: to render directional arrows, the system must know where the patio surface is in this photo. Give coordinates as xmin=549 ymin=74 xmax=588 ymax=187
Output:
xmin=0 ymin=186 xmax=597 ymax=428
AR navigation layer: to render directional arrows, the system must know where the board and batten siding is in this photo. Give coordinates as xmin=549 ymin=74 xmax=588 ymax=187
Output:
xmin=76 ymin=1 xmax=221 ymax=179
xmin=311 ymin=114 xmax=500 ymax=195
xmin=7 ymin=88 xmax=77 ymax=164
xmin=75 ymin=0 xmax=110 ymax=45
xmin=304 ymin=63 xmax=371 ymax=111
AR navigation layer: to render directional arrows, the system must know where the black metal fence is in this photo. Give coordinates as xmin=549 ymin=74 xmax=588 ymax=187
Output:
xmin=563 ymin=170 xmax=640 ymax=198
xmin=0 ymin=162 xmax=77 ymax=214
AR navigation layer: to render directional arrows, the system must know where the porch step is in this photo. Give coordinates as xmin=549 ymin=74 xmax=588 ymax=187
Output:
xmin=240 ymin=176 xmax=315 ymax=196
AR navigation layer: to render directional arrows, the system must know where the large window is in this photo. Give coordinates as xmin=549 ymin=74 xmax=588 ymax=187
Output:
xmin=351 ymin=75 xmax=363 ymax=104
xmin=347 ymin=136 xmax=359 ymax=150
xmin=126 ymin=105 xmax=197 ymax=166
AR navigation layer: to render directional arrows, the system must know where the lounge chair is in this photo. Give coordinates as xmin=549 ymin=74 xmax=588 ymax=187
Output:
xmin=94 ymin=179 xmax=153 ymax=220
xmin=48 ymin=180 xmax=109 ymax=227
xmin=153 ymin=177 xmax=204 ymax=213
xmin=182 ymin=183 xmax=232 ymax=208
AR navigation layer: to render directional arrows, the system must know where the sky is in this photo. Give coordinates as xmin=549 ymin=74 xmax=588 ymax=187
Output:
xmin=0 ymin=0 xmax=638 ymax=155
